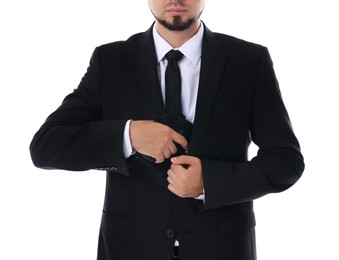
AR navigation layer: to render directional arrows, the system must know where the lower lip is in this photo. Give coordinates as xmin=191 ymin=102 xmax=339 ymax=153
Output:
xmin=167 ymin=9 xmax=186 ymax=15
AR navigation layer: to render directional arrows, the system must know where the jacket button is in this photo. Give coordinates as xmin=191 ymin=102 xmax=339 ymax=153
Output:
xmin=166 ymin=229 xmax=175 ymax=238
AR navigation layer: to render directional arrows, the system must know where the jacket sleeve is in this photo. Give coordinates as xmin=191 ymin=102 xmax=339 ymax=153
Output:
xmin=30 ymin=47 xmax=130 ymax=175
xmin=201 ymin=47 xmax=305 ymax=212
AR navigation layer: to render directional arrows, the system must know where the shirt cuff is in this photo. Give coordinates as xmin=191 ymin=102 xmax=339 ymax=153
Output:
xmin=123 ymin=120 xmax=134 ymax=158
xmin=195 ymin=189 xmax=205 ymax=202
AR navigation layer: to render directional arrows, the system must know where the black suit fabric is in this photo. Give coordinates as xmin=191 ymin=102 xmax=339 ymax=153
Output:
xmin=30 ymin=24 xmax=304 ymax=260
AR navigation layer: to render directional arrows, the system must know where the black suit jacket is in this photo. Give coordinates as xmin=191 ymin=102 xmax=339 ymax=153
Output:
xmin=30 ymin=24 xmax=304 ymax=260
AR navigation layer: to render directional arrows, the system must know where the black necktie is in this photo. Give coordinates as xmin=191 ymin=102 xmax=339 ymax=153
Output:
xmin=165 ymin=50 xmax=183 ymax=113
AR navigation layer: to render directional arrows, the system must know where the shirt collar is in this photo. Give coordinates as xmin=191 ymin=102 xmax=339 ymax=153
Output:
xmin=152 ymin=23 xmax=204 ymax=66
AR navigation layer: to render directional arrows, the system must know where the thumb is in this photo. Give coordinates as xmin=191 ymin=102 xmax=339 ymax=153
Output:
xmin=171 ymin=155 xmax=192 ymax=165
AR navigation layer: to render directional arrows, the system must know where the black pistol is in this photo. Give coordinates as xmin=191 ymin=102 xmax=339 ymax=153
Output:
xmin=135 ymin=110 xmax=192 ymax=165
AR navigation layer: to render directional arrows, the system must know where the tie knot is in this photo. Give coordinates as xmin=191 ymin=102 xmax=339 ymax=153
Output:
xmin=165 ymin=50 xmax=183 ymax=62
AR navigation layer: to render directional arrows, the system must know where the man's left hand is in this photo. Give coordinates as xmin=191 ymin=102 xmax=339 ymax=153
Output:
xmin=167 ymin=155 xmax=204 ymax=198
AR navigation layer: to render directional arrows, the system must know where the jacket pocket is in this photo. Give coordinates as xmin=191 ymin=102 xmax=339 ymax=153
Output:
xmin=103 ymin=210 xmax=136 ymax=222
xmin=217 ymin=210 xmax=256 ymax=237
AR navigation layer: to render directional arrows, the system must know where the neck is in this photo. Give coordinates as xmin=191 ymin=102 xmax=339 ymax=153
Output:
xmin=155 ymin=20 xmax=201 ymax=48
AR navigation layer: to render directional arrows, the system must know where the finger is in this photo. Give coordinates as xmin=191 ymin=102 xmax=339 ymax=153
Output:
xmin=171 ymin=155 xmax=195 ymax=166
xmin=167 ymin=168 xmax=177 ymax=179
xmin=168 ymin=183 xmax=187 ymax=198
xmin=167 ymin=172 xmax=180 ymax=192
xmin=171 ymin=132 xmax=189 ymax=151
xmin=167 ymin=184 xmax=180 ymax=197
xmin=163 ymin=147 xmax=173 ymax=159
xmin=168 ymin=168 xmax=184 ymax=186
xmin=167 ymin=173 xmax=176 ymax=186
xmin=154 ymin=154 xmax=165 ymax=164
xmin=170 ymin=163 xmax=185 ymax=175
xmin=168 ymin=142 xmax=178 ymax=155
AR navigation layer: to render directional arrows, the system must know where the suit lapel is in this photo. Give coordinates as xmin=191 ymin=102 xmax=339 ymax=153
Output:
xmin=130 ymin=25 xmax=164 ymax=118
xmin=189 ymin=26 xmax=230 ymax=155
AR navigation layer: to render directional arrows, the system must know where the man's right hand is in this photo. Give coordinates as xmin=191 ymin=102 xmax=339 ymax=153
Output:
xmin=130 ymin=120 xmax=188 ymax=164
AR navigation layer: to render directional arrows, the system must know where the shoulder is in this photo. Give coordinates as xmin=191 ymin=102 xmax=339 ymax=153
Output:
xmin=220 ymin=33 xmax=262 ymax=47
xmin=203 ymin=24 xmax=267 ymax=60
xmin=96 ymin=31 xmax=145 ymax=53
xmin=87 ymin=31 xmax=146 ymax=65
xmin=213 ymin=31 xmax=266 ymax=55
xmin=203 ymin=26 xmax=272 ymax=68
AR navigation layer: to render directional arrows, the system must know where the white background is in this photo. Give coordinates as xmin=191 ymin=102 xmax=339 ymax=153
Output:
xmin=1 ymin=0 xmax=338 ymax=259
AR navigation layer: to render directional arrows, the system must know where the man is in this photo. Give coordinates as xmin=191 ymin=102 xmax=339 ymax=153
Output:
xmin=30 ymin=0 xmax=305 ymax=259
